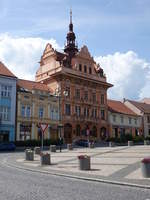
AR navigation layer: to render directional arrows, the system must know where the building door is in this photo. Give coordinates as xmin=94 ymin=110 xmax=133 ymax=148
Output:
xmin=0 ymin=131 xmax=9 ymax=142
xmin=64 ymin=123 xmax=72 ymax=143
xmin=100 ymin=127 xmax=107 ymax=140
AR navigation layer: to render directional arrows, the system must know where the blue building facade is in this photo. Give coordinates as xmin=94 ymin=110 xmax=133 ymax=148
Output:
xmin=0 ymin=62 xmax=17 ymax=142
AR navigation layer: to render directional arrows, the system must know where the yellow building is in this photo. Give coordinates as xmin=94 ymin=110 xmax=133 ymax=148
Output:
xmin=16 ymin=79 xmax=59 ymax=141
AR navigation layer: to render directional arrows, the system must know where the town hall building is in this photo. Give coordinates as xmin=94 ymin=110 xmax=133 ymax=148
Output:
xmin=35 ymin=11 xmax=113 ymax=143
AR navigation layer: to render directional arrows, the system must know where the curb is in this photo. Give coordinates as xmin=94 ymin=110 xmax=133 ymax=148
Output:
xmin=5 ymin=160 xmax=150 ymax=190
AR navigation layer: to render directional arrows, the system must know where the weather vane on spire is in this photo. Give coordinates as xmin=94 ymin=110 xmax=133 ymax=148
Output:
xmin=70 ymin=8 xmax=72 ymax=24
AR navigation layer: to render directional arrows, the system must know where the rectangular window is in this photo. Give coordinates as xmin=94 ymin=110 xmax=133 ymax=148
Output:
xmin=101 ymin=94 xmax=104 ymax=104
xmin=1 ymin=85 xmax=11 ymax=98
xmin=113 ymin=115 xmax=116 ymax=122
xmin=147 ymin=116 xmax=150 ymax=123
xmin=66 ymin=87 xmax=70 ymax=98
xmin=75 ymin=105 xmax=81 ymax=116
xmin=129 ymin=117 xmax=132 ymax=124
xmin=134 ymin=118 xmax=137 ymax=125
xmin=121 ymin=116 xmax=124 ymax=123
xmin=21 ymin=106 xmax=25 ymax=117
xmin=84 ymin=91 xmax=88 ymax=101
xmin=0 ymin=106 xmax=10 ymax=121
xmin=65 ymin=104 xmax=71 ymax=115
xmin=39 ymin=107 xmax=44 ymax=118
xmin=79 ymin=64 xmax=82 ymax=71
xmin=92 ymin=93 xmax=96 ymax=103
xmin=84 ymin=65 xmax=87 ymax=73
xmin=89 ymin=67 xmax=92 ymax=74
xmin=84 ymin=107 xmax=89 ymax=117
xmin=101 ymin=109 xmax=105 ymax=120
xmin=75 ymin=89 xmax=80 ymax=99
xmin=26 ymin=106 xmax=31 ymax=118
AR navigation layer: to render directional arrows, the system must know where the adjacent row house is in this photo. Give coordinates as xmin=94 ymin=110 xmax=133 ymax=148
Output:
xmin=0 ymin=62 xmax=17 ymax=142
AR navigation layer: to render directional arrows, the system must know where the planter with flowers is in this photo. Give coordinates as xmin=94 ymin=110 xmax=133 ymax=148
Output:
xmin=78 ymin=155 xmax=90 ymax=170
xmin=141 ymin=157 xmax=150 ymax=178
xmin=40 ymin=152 xmax=51 ymax=165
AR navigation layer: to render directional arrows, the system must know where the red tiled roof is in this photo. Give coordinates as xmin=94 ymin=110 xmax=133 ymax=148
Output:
xmin=141 ymin=98 xmax=150 ymax=104
xmin=0 ymin=61 xmax=16 ymax=78
xmin=107 ymin=99 xmax=137 ymax=116
xmin=17 ymin=79 xmax=52 ymax=92
xmin=128 ymin=100 xmax=150 ymax=113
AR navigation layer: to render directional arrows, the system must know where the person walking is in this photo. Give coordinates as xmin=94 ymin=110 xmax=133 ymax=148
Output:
xmin=59 ymin=136 xmax=63 ymax=152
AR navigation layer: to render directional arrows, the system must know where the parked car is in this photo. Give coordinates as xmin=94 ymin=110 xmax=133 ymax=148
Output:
xmin=0 ymin=142 xmax=16 ymax=151
xmin=75 ymin=139 xmax=89 ymax=147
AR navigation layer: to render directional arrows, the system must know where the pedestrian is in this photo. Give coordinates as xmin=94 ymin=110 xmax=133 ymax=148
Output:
xmin=59 ymin=136 xmax=63 ymax=152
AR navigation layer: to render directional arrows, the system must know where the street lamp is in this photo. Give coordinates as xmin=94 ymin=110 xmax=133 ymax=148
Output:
xmin=55 ymin=87 xmax=68 ymax=138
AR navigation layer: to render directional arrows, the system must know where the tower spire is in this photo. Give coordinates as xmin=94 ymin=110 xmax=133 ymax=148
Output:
xmin=64 ymin=9 xmax=78 ymax=61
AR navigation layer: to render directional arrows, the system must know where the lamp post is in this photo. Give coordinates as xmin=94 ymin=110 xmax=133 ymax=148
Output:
xmin=55 ymin=87 xmax=68 ymax=139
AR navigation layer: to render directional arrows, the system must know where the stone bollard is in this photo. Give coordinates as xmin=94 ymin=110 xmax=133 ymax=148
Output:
xmin=141 ymin=158 xmax=150 ymax=178
xmin=67 ymin=143 xmax=73 ymax=150
xmin=25 ymin=149 xmax=34 ymax=161
xmin=50 ymin=145 xmax=56 ymax=152
xmin=144 ymin=140 xmax=150 ymax=145
xmin=40 ymin=153 xmax=51 ymax=165
xmin=34 ymin=147 xmax=41 ymax=155
xmin=109 ymin=142 xmax=115 ymax=147
xmin=89 ymin=142 xmax=94 ymax=148
xmin=128 ymin=141 xmax=133 ymax=146
xmin=78 ymin=155 xmax=91 ymax=170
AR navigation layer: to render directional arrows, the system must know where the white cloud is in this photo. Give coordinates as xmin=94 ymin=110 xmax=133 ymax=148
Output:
xmin=0 ymin=34 xmax=150 ymax=100
xmin=95 ymin=51 xmax=150 ymax=100
xmin=0 ymin=33 xmax=61 ymax=80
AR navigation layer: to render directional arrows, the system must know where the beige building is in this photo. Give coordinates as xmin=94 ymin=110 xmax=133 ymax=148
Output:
xmin=35 ymin=11 xmax=112 ymax=143
xmin=124 ymin=99 xmax=150 ymax=137
xmin=108 ymin=100 xmax=142 ymax=138
xmin=16 ymin=79 xmax=59 ymax=141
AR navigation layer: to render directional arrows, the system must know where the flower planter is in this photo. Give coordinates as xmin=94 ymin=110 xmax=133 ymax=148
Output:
xmin=128 ymin=141 xmax=133 ymax=146
xmin=50 ymin=145 xmax=56 ymax=152
xmin=67 ymin=143 xmax=73 ymax=150
xmin=109 ymin=142 xmax=115 ymax=147
xmin=34 ymin=147 xmax=41 ymax=155
xmin=144 ymin=140 xmax=150 ymax=145
xmin=40 ymin=153 xmax=51 ymax=165
xmin=78 ymin=155 xmax=91 ymax=170
xmin=89 ymin=142 xmax=94 ymax=148
xmin=141 ymin=158 xmax=150 ymax=178
xmin=25 ymin=149 xmax=34 ymax=161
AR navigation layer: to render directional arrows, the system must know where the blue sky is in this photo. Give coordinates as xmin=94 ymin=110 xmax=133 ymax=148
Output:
xmin=1 ymin=0 xmax=150 ymax=60
xmin=0 ymin=0 xmax=150 ymax=100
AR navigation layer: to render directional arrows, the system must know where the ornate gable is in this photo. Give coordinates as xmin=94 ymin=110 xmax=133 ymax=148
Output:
xmin=78 ymin=45 xmax=93 ymax=60
xmin=42 ymin=43 xmax=55 ymax=59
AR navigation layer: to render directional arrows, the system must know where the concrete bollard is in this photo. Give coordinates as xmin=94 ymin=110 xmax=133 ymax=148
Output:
xmin=78 ymin=155 xmax=91 ymax=170
xmin=50 ymin=145 xmax=56 ymax=152
xmin=89 ymin=142 xmax=95 ymax=148
xmin=40 ymin=153 xmax=51 ymax=165
xmin=34 ymin=147 xmax=41 ymax=155
xmin=25 ymin=149 xmax=34 ymax=161
xmin=128 ymin=141 xmax=133 ymax=146
xmin=141 ymin=158 xmax=150 ymax=178
xmin=67 ymin=143 xmax=73 ymax=150
xmin=144 ymin=140 xmax=150 ymax=145
xmin=109 ymin=142 xmax=115 ymax=147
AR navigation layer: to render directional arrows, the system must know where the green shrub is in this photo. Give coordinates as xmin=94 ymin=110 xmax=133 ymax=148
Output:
xmin=133 ymin=136 xmax=144 ymax=143
xmin=14 ymin=139 xmax=59 ymax=147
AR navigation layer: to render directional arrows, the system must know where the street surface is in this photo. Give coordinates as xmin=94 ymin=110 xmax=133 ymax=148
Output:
xmin=0 ymin=153 xmax=150 ymax=200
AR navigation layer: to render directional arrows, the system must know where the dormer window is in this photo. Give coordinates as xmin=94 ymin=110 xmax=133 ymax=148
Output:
xmin=79 ymin=64 xmax=82 ymax=71
xmin=84 ymin=65 xmax=87 ymax=73
xmin=89 ymin=67 xmax=92 ymax=74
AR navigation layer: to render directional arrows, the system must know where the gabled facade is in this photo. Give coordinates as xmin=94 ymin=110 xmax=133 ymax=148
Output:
xmin=0 ymin=62 xmax=17 ymax=142
xmin=124 ymin=99 xmax=150 ymax=137
xmin=35 ymin=12 xmax=113 ymax=142
xmin=108 ymin=99 xmax=142 ymax=138
xmin=16 ymin=79 xmax=59 ymax=141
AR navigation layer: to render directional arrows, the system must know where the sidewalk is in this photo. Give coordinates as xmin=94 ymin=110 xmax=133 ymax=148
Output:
xmin=6 ymin=145 xmax=150 ymax=189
